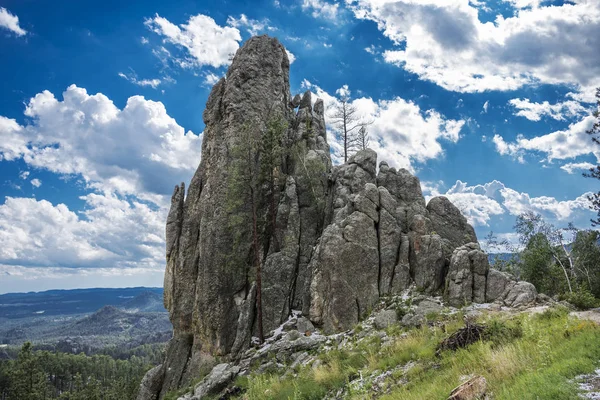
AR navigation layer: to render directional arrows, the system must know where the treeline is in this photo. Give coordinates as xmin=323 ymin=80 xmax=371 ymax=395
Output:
xmin=488 ymin=212 xmax=600 ymax=309
xmin=0 ymin=342 xmax=162 ymax=399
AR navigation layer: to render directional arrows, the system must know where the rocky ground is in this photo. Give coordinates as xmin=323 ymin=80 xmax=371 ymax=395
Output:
xmin=160 ymin=288 xmax=600 ymax=400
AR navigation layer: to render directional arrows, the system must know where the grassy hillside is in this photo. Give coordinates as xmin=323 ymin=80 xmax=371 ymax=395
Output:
xmin=229 ymin=307 xmax=600 ymax=399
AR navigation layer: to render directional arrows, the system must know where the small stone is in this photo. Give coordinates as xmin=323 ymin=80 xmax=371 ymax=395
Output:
xmin=296 ymin=317 xmax=315 ymax=334
xmin=373 ymin=309 xmax=398 ymax=329
xmin=448 ymin=376 xmax=487 ymax=400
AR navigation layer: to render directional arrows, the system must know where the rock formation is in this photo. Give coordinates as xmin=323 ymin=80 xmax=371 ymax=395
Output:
xmin=138 ymin=35 xmax=536 ymax=399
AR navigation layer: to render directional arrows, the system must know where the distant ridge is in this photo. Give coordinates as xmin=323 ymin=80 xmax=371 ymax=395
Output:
xmin=0 ymin=287 xmax=164 ymax=319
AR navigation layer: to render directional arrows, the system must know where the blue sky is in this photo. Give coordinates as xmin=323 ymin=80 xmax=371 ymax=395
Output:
xmin=0 ymin=0 xmax=599 ymax=293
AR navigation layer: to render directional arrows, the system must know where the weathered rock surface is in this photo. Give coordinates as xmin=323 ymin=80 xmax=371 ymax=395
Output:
xmin=427 ymin=196 xmax=477 ymax=255
xmin=143 ymin=35 xmax=541 ymax=398
xmin=502 ymin=281 xmax=537 ymax=307
xmin=446 ymin=243 xmax=489 ymax=307
xmin=181 ymin=363 xmax=240 ymax=400
xmin=485 ymin=269 xmax=537 ymax=307
xmin=136 ymin=365 xmax=163 ymax=400
xmin=373 ymin=309 xmax=398 ymax=329
xmin=486 ymin=269 xmax=513 ymax=303
xmin=448 ymin=376 xmax=487 ymax=400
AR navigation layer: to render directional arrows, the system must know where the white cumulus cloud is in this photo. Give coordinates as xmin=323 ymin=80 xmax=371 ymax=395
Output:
xmin=493 ymin=115 xmax=599 ymax=163
xmin=0 ymin=7 xmax=27 ymax=36
xmin=508 ymin=98 xmax=587 ymax=121
xmin=0 ymin=85 xmax=202 ymax=201
xmin=560 ymin=162 xmax=596 ymax=175
xmin=0 ymin=194 xmax=165 ymax=270
xmin=145 ymin=13 xmax=242 ymax=68
xmin=349 ymin=0 xmax=600 ymax=93
xmin=302 ymin=81 xmax=465 ymax=169
xmin=429 ymin=179 xmax=594 ymax=226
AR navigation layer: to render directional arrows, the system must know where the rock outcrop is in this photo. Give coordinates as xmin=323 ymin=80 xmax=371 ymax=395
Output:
xmin=139 ymin=35 xmax=536 ymax=399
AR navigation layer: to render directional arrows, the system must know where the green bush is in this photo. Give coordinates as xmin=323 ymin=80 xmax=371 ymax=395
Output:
xmin=560 ymin=288 xmax=600 ymax=310
xmin=536 ymin=305 xmax=570 ymax=320
xmin=483 ymin=318 xmax=523 ymax=346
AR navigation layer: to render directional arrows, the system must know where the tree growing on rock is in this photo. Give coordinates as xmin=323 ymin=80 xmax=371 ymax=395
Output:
xmin=260 ymin=115 xmax=287 ymax=253
xmin=226 ymin=114 xmax=287 ymax=344
xmin=330 ymin=87 xmax=372 ymax=162
xmin=354 ymin=125 xmax=370 ymax=151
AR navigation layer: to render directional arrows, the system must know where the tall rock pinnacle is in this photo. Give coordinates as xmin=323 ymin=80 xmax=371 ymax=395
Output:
xmin=138 ymin=35 xmax=522 ymax=399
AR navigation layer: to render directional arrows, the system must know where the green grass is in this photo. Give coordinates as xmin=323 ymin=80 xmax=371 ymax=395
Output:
xmin=234 ymin=307 xmax=600 ymax=400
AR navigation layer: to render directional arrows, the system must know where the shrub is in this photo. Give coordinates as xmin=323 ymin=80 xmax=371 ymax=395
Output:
xmin=483 ymin=318 xmax=523 ymax=346
xmin=560 ymin=288 xmax=600 ymax=310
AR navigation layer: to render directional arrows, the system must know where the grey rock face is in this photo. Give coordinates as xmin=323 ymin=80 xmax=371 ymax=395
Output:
xmin=187 ymin=364 xmax=240 ymax=400
xmin=289 ymin=89 xmax=332 ymax=313
xmin=262 ymin=177 xmax=301 ymax=333
xmin=159 ymin=334 xmax=194 ymax=398
xmin=445 ymin=243 xmax=490 ymax=307
xmin=309 ymin=150 xmax=380 ymax=333
xmin=502 ymin=281 xmax=537 ymax=307
xmin=136 ymin=365 xmax=163 ymax=400
xmin=486 ymin=269 xmax=513 ymax=303
xmin=150 ymin=35 xmax=540 ymax=398
xmin=378 ymin=187 xmax=402 ymax=296
xmin=373 ymin=309 xmax=398 ymax=329
xmin=391 ymin=235 xmax=412 ymax=293
xmin=409 ymin=230 xmax=445 ymax=294
xmin=157 ymin=36 xmax=296 ymax=398
xmin=296 ymin=317 xmax=315 ymax=334
xmin=485 ymin=269 xmax=537 ymax=307
xmin=427 ymin=196 xmax=477 ymax=256
xmin=377 ymin=166 xmax=427 ymax=230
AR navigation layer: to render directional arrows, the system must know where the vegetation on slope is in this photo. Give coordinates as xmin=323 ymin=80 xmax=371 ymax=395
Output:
xmin=232 ymin=307 xmax=600 ymax=399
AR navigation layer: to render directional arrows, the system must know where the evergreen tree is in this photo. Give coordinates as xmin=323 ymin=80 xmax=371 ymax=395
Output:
xmin=9 ymin=342 xmax=49 ymax=400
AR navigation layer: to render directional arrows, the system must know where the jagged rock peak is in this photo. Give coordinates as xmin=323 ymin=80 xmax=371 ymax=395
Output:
xmin=138 ymin=35 xmax=535 ymax=399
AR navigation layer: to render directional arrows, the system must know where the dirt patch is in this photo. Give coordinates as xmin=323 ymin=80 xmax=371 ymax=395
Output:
xmin=572 ymin=309 xmax=600 ymax=325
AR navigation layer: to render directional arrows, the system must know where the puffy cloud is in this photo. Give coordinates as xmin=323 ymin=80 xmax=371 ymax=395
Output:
xmin=560 ymin=162 xmax=596 ymax=174
xmin=0 ymin=195 xmax=165 ymax=270
xmin=427 ymin=180 xmax=505 ymax=226
xmin=500 ymin=186 xmax=592 ymax=220
xmin=482 ymin=100 xmax=489 ymax=113
xmin=286 ymin=49 xmax=296 ymax=64
xmin=0 ymin=85 xmax=202 ymax=200
xmin=0 ymin=116 xmax=28 ymax=161
xmin=432 ymin=179 xmax=594 ymax=226
xmin=0 ymin=7 xmax=27 ymax=36
xmin=348 ymin=0 xmax=600 ymax=93
xmin=204 ymin=72 xmax=221 ymax=86
xmin=30 ymin=178 xmax=41 ymax=188
xmin=302 ymin=0 xmax=340 ymax=19
xmin=508 ymin=98 xmax=586 ymax=121
xmin=145 ymin=13 xmax=242 ymax=68
xmin=493 ymin=115 xmax=598 ymax=163
xmin=0 ymin=85 xmax=203 ymax=282
xmin=118 ymin=72 xmax=162 ymax=89
xmin=303 ymin=81 xmax=465 ymax=169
